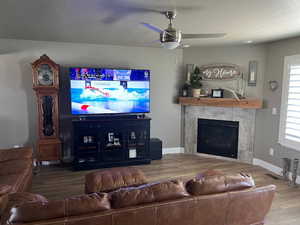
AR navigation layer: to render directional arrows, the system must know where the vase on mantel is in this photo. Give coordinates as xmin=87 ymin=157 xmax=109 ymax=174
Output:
xmin=192 ymin=88 xmax=202 ymax=98
xmin=190 ymin=66 xmax=202 ymax=98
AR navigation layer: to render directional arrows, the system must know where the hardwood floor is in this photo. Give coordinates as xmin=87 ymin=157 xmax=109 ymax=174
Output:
xmin=32 ymin=154 xmax=300 ymax=225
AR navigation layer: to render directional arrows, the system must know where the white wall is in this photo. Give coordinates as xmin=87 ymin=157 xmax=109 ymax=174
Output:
xmin=0 ymin=39 xmax=183 ymax=157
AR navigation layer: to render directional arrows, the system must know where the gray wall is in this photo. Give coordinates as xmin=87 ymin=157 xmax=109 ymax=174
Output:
xmin=0 ymin=39 xmax=183 ymax=157
xmin=254 ymin=37 xmax=300 ymax=167
xmin=183 ymin=41 xmax=300 ymax=168
xmin=182 ymin=45 xmax=267 ymax=98
xmin=182 ymin=44 xmax=267 ymax=162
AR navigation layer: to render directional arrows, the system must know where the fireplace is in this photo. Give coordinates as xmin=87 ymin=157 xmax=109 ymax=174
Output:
xmin=197 ymin=119 xmax=239 ymax=159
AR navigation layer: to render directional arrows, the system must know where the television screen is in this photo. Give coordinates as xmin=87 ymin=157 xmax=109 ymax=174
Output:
xmin=69 ymin=67 xmax=150 ymax=115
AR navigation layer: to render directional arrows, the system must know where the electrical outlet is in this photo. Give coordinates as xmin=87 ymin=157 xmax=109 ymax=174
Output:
xmin=272 ymin=108 xmax=277 ymax=115
xmin=269 ymin=148 xmax=274 ymax=156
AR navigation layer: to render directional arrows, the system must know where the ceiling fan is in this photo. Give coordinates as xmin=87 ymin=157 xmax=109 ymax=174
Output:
xmin=141 ymin=10 xmax=226 ymax=49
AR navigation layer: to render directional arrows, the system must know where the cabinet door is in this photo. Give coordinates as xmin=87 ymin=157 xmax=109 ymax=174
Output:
xmin=127 ymin=127 xmax=149 ymax=160
xmin=100 ymin=128 xmax=126 ymax=162
xmin=73 ymin=124 xmax=99 ymax=164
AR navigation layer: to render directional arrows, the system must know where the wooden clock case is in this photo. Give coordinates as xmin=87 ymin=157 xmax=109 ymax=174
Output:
xmin=32 ymin=54 xmax=61 ymax=163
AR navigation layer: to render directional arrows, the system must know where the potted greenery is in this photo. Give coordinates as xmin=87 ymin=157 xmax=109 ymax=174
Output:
xmin=190 ymin=66 xmax=202 ymax=97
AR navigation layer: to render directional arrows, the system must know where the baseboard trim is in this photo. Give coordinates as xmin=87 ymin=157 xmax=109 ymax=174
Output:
xmin=162 ymin=147 xmax=185 ymax=155
xmin=253 ymin=158 xmax=300 ymax=184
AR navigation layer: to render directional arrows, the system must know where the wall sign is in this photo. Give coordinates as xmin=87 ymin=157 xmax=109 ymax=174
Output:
xmin=199 ymin=64 xmax=242 ymax=80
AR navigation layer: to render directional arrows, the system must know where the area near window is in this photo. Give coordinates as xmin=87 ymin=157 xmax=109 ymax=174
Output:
xmin=279 ymin=55 xmax=300 ymax=151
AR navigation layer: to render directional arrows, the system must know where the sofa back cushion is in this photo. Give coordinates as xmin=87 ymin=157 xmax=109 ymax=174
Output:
xmin=8 ymin=193 xmax=110 ymax=223
xmin=0 ymin=147 xmax=33 ymax=162
xmin=186 ymin=173 xmax=255 ymax=196
xmin=66 ymin=193 xmax=111 ymax=216
xmin=110 ymin=180 xmax=189 ymax=209
xmin=85 ymin=167 xmax=147 ymax=193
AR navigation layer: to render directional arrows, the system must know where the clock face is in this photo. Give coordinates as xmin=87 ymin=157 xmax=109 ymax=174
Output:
xmin=37 ymin=64 xmax=54 ymax=86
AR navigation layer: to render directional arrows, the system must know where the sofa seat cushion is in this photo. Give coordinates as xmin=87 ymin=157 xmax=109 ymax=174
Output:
xmin=8 ymin=193 xmax=111 ymax=223
xmin=0 ymin=159 xmax=32 ymax=176
xmin=0 ymin=148 xmax=33 ymax=162
xmin=85 ymin=167 xmax=147 ymax=193
xmin=110 ymin=180 xmax=189 ymax=209
xmin=186 ymin=173 xmax=255 ymax=196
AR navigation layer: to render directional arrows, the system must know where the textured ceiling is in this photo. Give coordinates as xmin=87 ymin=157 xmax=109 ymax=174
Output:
xmin=1 ymin=0 xmax=300 ymax=47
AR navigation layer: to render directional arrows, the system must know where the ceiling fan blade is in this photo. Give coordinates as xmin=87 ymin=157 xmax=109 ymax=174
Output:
xmin=145 ymin=40 xmax=161 ymax=44
xmin=182 ymin=33 xmax=226 ymax=39
xmin=141 ymin=23 xmax=164 ymax=33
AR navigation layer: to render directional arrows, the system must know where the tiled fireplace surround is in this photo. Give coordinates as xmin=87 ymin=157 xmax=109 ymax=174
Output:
xmin=184 ymin=106 xmax=256 ymax=163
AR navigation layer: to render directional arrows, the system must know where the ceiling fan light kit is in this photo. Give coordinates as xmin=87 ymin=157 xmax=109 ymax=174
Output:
xmin=161 ymin=42 xmax=180 ymax=49
xmin=141 ymin=10 xmax=226 ymax=50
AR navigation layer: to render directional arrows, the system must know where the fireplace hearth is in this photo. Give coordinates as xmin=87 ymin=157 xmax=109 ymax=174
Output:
xmin=197 ymin=119 xmax=239 ymax=159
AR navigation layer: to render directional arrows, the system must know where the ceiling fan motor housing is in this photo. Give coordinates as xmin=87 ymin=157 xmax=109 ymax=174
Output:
xmin=160 ymin=29 xmax=182 ymax=44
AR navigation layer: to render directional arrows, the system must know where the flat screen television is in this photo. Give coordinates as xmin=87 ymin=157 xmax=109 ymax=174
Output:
xmin=69 ymin=67 xmax=150 ymax=115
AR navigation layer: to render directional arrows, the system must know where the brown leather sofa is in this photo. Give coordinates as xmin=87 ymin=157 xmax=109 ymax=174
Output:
xmin=0 ymin=147 xmax=33 ymax=193
xmin=3 ymin=167 xmax=276 ymax=225
xmin=0 ymin=147 xmax=34 ymax=217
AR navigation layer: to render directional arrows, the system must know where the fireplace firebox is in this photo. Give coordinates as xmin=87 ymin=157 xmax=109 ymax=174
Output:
xmin=197 ymin=119 xmax=239 ymax=159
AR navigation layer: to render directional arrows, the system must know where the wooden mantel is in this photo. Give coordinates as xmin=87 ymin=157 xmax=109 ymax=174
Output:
xmin=178 ymin=97 xmax=263 ymax=109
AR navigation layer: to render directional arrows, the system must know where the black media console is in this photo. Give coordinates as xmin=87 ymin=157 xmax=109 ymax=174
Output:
xmin=72 ymin=116 xmax=151 ymax=170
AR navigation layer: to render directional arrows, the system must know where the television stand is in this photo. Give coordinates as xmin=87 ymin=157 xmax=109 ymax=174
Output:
xmin=72 ymin=116 xmax=151 ymax=170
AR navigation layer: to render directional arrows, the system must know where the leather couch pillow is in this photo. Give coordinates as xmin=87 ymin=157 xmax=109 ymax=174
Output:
xmin=8 ymin=193 xmax=111 ymax=223
xmin=111 ymin=180 xmax=189 ymax=209
xmin=186 ymin=173 xmax=255 ymax=196
xmin=85 ymin=167 xmax=147 ymax=193
xmin=66 ymin=193 xmax=111 ymax=216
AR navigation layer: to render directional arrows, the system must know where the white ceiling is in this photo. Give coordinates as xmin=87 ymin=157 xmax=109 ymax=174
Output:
xmin=1 ymin=0 xmax=300 ymax=47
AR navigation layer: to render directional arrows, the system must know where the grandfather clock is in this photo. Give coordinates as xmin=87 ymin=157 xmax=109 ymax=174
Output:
xmin=32 ymin=54 xmax=61 ymax=163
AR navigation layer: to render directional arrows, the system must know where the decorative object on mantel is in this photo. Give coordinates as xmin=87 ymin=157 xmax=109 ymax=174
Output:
xmin=282 ymin=158 xmax=291 ymax=181
xmin=186 ymin=64 xmax=195 ymax=84
xmin=222 ymin=88 xmax=245 ymax=101
xmin=190 ymin=66 xmax=202 ymax=98
xmin=269 ymin=80 xmax=279 ymax=91
xmin=248 ymin=60 xmax=258 ymax=86
xmin=178 ymin=97 xmax=263 ymax=109
xmin=211 ymin=89 xmax=224 ymax=98
xmin=289 ymin=158 xmax=299 ymax=187
xmin=198 ymin=63 xmax=246 ymax=99
xmin=181 ymin=82 xmax=189 ymax=97
xmin=199 ymin=63 xmax=242 ymax=80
